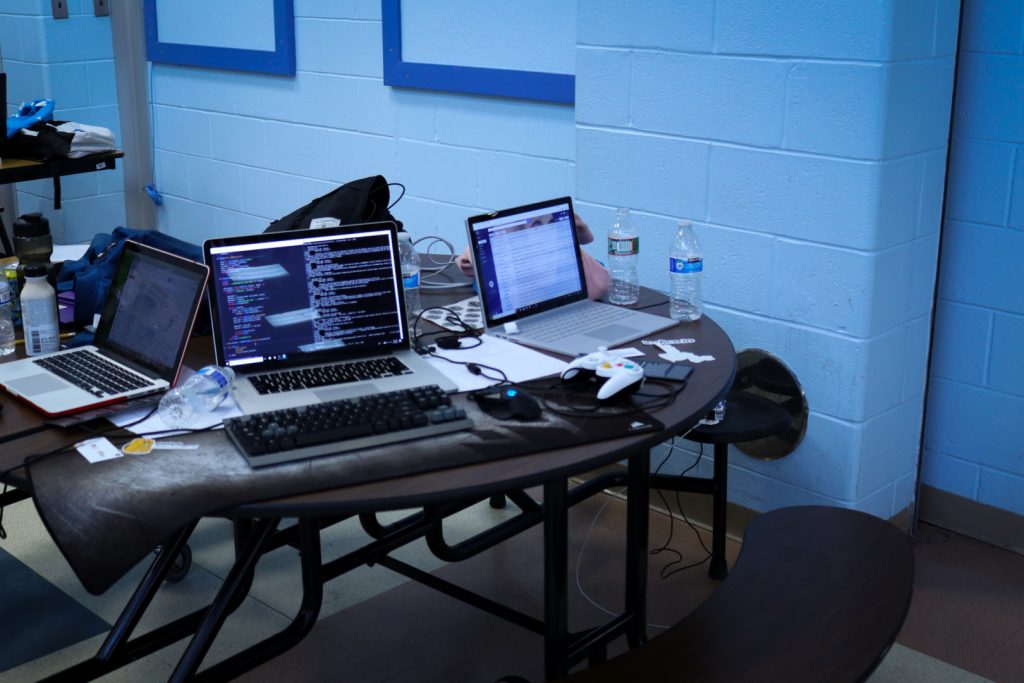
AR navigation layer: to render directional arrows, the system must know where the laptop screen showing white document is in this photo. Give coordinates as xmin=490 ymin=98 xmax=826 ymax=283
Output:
xmin=466 ymin=197 xmax=587 ymax=328
xmin=0 ymin=240 xmax=210 ymax=417
xmin=93 ymin=243 xmax=209 ymax=380
xmin=466 ymin=197 xmax=676 ymax=357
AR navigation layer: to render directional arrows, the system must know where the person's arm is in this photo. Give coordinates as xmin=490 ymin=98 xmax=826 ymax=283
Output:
xmin=581 ymin=249 xmax=610 ymax=300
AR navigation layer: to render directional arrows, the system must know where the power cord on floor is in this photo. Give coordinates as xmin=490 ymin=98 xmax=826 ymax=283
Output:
xmin=574 ymin=428 xmax=715 ymax=630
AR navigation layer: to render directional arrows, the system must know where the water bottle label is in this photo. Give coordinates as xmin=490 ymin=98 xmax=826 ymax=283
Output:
xmin=608 ymin=237 xmax=639 ymax=256
xmin=670 ymin=256 xmax=702 ymax=273
xmin=0 ymin=281 xmax=9 ymax=306
xmin=199 ymin=366 xmax=231 ymax=389
xmin=403 ymin=270 xmax=420 ymax=289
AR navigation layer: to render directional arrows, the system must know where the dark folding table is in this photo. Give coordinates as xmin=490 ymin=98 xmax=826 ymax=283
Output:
xmin=0 ymin=285 xmax=734 ymax=681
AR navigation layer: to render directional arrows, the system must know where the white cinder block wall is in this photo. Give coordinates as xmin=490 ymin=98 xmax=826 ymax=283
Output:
xmin=3 ymin=1 xmax=979 ymax=522
xmin=575 ymin=1 xmax=959 ymax=518
xmin=0 ymin=1 xmax=124 ymax=243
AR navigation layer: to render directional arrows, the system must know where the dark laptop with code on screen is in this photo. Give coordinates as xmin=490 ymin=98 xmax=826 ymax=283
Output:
xmin=465 ymin=197 xmax=675 ymax=357
xmin=205 ymin=223 xmax=467 ymax=467
xmin=204 ymin=222 xmax=457 ymax=415
xmin=0 ymin=240 xmax=209 ymax=416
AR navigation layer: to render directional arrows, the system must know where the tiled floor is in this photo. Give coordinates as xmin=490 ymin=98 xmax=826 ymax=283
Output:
xmin=1 ymin=484 xmax=1020 ymax=682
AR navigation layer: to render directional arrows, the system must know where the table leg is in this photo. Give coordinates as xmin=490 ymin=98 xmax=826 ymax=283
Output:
xmin=543 ymin=476 xmax=569 ymax=680
xmin=708 ymin=442 xmax=729 ymax=580
xmin=169 ymin=517 xmax=280 ymax=682
xmin=626 ymin=449 xmax=650 ymax=648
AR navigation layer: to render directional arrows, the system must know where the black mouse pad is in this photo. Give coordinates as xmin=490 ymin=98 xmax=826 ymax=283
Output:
xmin=27 ymin=393 xmax=663 ymax=594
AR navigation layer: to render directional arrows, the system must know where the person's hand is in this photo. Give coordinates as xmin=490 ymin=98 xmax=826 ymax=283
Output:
xmin=457 ymin=247 xmax=475 ymax=277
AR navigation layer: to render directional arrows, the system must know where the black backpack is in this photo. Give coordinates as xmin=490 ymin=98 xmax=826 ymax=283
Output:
xmin=265 ymin=175 xmax=404 ymax=233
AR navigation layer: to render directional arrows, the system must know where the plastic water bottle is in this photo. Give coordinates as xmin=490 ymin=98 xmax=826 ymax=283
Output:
xmin=669 ymin=219 xmax=703 ymax=321
xmin=607 ymin=208 xmax=639 ymax=305
xmin=158 ymin=365 xmax=235 ymax=429
xmin=397 ymin=232 xmax=421 ymax=326
xmin=19 ymin=263 xmax=60 ymax=356
xmin=0 ymin=279 xmax=15 ymax=356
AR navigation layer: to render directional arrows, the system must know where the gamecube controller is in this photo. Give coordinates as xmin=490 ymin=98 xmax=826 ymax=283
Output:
xmin=561 ymin=347 xmax=644 ymax=400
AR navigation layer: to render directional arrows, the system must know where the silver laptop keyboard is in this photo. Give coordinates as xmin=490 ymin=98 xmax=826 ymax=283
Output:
xmin=33 ymin=349 xmax=152 ymax=398
xmin=518 ymin=304 xmax=637 ymax=343
xmin=249 ymin=357 xmax=412 ymax=395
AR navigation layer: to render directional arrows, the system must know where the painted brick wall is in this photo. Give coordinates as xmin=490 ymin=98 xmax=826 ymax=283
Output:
xmin=150 ymin=0 xmax=576 ymax=248
xmin=66 ymin=2 xmax=968 ymax=520
xmin=922 ymin=0 xmax=1024 ymax=516
xmin=576 ymin=1 xmax=959 ymax=518
xmin=0 ymin=0 xmax=123 ymax=243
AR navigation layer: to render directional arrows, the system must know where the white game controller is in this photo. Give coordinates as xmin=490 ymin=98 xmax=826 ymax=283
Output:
xmin=561 ymin=347 xmax=645 ymax=400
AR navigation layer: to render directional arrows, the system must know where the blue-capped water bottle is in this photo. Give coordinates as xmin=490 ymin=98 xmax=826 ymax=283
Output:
xmin=669 ymin=219 xmax=703 ymax=321
xmin=157 ymin=365 xmax=235 ymax=429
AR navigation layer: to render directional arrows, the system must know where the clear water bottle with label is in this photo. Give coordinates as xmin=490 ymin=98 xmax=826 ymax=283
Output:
xmin=0 ymin=279 xmax=15 ymax=356
xmin=669 ymin=219 xmax=703 ymax=321
xmin=397 ymin=232 xmax=421 ymax=327
xmin=20 ymin=263 xmax=60 ymax=355
xmin=607 ymin=208 xmax=639 ymax=305
xmin=158 ymin=365 xmax=235 ymax=429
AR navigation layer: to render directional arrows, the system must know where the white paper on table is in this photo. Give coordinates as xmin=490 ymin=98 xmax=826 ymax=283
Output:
xmin=52 ymin=243 xmax=90 ymax=262
xmin=424 ymin=334 xmax=568 ymax=392
xmin=108 ymin=367 xmax=243 ymax=435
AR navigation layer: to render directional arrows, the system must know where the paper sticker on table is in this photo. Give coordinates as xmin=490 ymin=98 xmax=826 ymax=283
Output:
xmin=643 ymin=338 xmax=696 ymax=346
xmin=76 ymin=437 xmax=123 ymax=463
xmin=654 ymin=342 xmax=715 ymax=363
xmin=421 ymin=296 xmax=485 ymax=332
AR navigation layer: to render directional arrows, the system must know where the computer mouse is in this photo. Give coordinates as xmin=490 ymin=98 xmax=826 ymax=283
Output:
xmin=471 ymin=386 xmax=542 ymax=421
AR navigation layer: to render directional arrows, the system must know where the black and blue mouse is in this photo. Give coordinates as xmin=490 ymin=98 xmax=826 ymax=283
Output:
xmin=471 ymin=386 xmax=542 ymax=421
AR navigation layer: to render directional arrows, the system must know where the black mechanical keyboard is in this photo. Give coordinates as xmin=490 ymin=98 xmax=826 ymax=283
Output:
xmin=33 ymin=350 xmax=152 ymax=397
xmin=249 ymin=357 xmax=411 ymax=395
xmin=224 ymin=384 xmax=473 ymax=467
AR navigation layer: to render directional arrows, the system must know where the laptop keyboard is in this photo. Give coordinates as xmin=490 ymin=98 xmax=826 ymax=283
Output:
xmin=33 ymin=350 xmax=152 ymax=398
xmin=249 ymin=357 xmax=412 ymax=395
xmin=224 ymin=384 xmax=472 ymax=467
xmin=519 ymin=304 xmax=637 ymax=343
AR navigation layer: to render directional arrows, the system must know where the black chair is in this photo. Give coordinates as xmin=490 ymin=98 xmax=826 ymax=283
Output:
xmin=560 ymin=506 xmax=914 ymax=683
xmin=651 ymin=349 xmax=807 ymax=579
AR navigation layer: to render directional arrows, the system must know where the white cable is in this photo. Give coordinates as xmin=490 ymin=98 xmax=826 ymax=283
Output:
xmin=414 ymin=234 xmax=475 ymax=289
xmin=574 ymin=427 xmax=699 ymax=631
xmin=574 ymin=487 xmax=673 ymax=631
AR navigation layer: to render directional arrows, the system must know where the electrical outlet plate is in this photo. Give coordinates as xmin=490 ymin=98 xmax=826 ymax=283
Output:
xmin=51 ymin=0 xmax=69 ymax=20
xmin=93 ymin=0 xmax=109 ymax=17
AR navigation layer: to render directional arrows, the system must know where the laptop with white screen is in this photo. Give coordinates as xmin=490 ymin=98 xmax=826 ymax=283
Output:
xmin=465 ymin=197 xmax=675 ymax=357
xmin=203 ymin=222 xmax=456 ymax=415
xmin=0 ymin=240 xmax=210 ymax=416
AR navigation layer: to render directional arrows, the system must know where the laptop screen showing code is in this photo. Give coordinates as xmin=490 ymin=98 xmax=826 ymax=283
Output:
xmin=207 ymin=227 xmax=406 ymax=369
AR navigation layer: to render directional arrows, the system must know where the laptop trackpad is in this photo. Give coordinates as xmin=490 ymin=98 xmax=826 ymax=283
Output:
xmin=7 ymin=373 xmax=68 ymax=396
xmin=315 ymin=384 xmax=379 ymax=403
xmin=584 ymin=323 xmax=637 ymax=342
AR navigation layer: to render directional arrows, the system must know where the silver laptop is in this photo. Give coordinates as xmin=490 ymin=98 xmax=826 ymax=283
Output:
xmin=204 ymin=222 xmax=457 ymax=415
xmin=466 ymin=197 xmax=675 ymax=357
xmin=0 ymin=240 xmax=210 ymax=416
